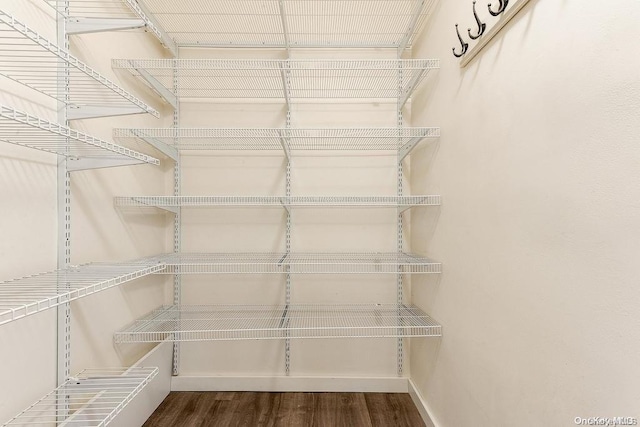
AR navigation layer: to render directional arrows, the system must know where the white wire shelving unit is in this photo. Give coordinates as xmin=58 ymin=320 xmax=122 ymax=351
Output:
xmin=111 ymin=59 xmax=440 ymax=106
xmin=114 ymin=304 xmax=441 ymax=343
xmin=2 ymin=367 xmax=158 ymax=426
xmin=113 ymin=127 xmax=440 ymax=160
xmin=143 ymin=252 xmax=441 ymax=274
xmin=114 ymin=195 xmax=441 ymax=211
xmin=0 ymin=105 xmax=159 ymax=171
xmin=0 ymin=260 xmax=166 ymax=326
xmin=0 ymin=12 xmax=159 ymax=120
xmin=107 ymin=0 xmax=437 ymax=50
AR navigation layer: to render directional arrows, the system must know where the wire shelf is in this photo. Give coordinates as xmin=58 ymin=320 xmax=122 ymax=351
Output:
xmin=0 ymin=105 xmax=159 ymax=168
xmin=0 ymin=260 xmax=166 ymax=326
xmin=0 ymin=12 xmax=159 ymax=119
xmin=2 ymin=367 xmax=158 ymax=426
xmin=145 ymin=252 xmax=441 ymax=274
xmin=114 ymin=304 xmax=441 ymax=342
xmin=112 ymin=59 xmax=439 ymax=102
xmin=118 ymin=0 xmax=437 ymax=49
xmin=43 ymin=0 xmax=142 ymax=20
xmin=113 ymin=127 xmax=440 ymax=152
xmin=114 ymin=195 xmax=441 ymax=209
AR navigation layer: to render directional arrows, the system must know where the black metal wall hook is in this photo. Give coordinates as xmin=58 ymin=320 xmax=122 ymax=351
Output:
xmin=452 ymin=24 xmax=469 ymax=58
xmin=468 ymin=1 xmax=486 ymax=40
xmin=488 ymin=0 xmax=509 ymax=16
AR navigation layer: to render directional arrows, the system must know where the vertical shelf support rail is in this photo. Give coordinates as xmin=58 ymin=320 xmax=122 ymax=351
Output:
xmin=172 ymin=58 xmax=182 ymax=376
xmin=283 ymin=61 xmax=293 ymax=375
xmin=56 ymin=0 xmax=71 ymax=417
xmin=396 ymin=57 xmax=406 ymax=377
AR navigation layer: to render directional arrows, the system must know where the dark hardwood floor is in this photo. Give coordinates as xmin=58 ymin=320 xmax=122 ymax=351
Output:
xmin=143 ymin=392 xmax=426 ymax=427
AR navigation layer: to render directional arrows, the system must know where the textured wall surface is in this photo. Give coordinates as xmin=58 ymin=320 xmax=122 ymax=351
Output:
xmin=410 ymin=0 xmax=640 ymax=425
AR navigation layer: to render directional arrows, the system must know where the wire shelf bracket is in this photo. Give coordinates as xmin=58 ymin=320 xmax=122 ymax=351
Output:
xmin=2 ymin=367 xmax=158 ymax=426
xmin=66 ymin=17 xmax=146 ymax=35
xmin=0 ymin=105 xmax=159 ymax=171
xmin=66 ymin=157 xmax=153 ymax=172
xmin=120 ymin=0 xmax=177 ymax=56
xmin=277 ymin=0 xmax=291 ymax=55
xmin=131 ymin=130 xmax=179 ymax=162
xmin=0 ymin=260 xmax=166 ymax=327
xmin=278 ymin=130 xmax=292 ymax=161
xmin=278 ymin=62 xmax=291 ymax=111
xmin=398 ymin=0 xmax=428 ymax=53
xmin=66 ymin=105 xmax=155 ymax=121
xmin=0 ymin=12 xmax=159 ymax=120
xmin=114 ymin=304 xmax=442 ymax=343
xmin=399 ymin=136 xmax=426 ymax=162
xmin=399 ymin=67 xmax=428 ymax=110
xmin=130 ymin=62 xmax=178 ymax=109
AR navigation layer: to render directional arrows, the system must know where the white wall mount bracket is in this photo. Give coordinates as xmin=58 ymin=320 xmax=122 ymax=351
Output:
xmin=133 ymin=133 xmax=179 ymax=161
xmin=132 ymin=65 xmax=178 ymax=109
xmin=67 ymin=105 xmax=149 ymax=120
xmin=66 ymin=17 xmax=145 ymax=35
xmin=66 ymin=157 xmax=150 ymax=172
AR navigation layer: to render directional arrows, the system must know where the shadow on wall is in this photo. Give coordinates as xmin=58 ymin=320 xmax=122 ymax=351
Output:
xmin=457 ymin=0 xmax=542 ymax=84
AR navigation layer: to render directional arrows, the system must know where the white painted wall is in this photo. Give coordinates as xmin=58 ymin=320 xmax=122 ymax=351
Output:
xmin=410 ymin=0 xmax=640 ymax=425
xmin=0 ymin=2 xmax=58 ymax=423
xmin=0 ymin=0 xmax=171 ymax=423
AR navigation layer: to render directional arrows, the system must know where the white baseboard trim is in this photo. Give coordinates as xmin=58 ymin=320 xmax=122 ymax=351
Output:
xmin=408 ymin=379 xmax=439 ymax=427
xmin=172 ymin=376 xmax=409 ymax=393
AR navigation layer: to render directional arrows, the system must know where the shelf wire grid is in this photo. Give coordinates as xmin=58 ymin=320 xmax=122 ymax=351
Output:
xmin=114 ymin=195 xmax=442 ymax=209
xmin=2 ymin=367 xmax=158 ymax=426
xmin=114 ymin=304 xmax=442 ymax=342
xmin=0 ymin=260 xmax=166 ymax=326
xmin=112 ymin=59 xmax=439 ymax=101
xmin=0 ymin=105 xmax=159 ymax=165
xmin=120 ymin=0 xmax=436 ymax=48
xmin=0 ymin=12 xmax=159 ymax=117
xmin=113 ymin=127 xmax=440 ymax=151
xmin=144 ymin=252 xmax=441 ymax=274
xmin=43 ymin=0 xmax=140 ymax=19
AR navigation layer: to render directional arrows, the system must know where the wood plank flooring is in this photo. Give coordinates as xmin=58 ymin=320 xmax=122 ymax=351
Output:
xmin=143 ymin=392 xmax=425 ymax=427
